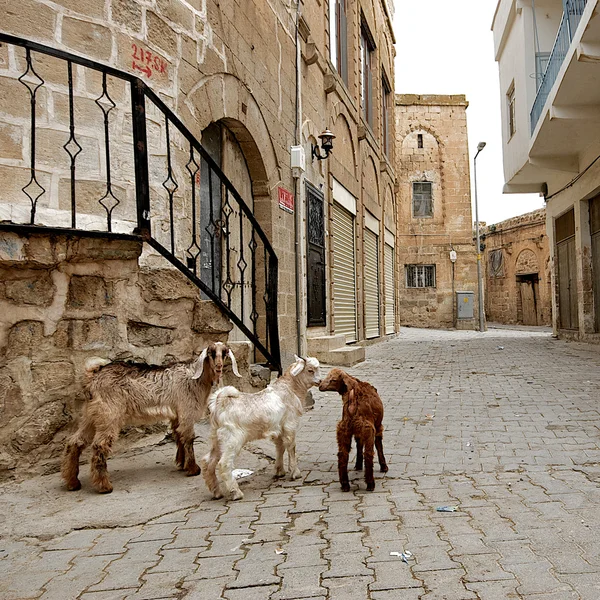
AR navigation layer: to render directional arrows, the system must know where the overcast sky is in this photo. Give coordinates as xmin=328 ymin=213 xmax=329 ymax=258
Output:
xmin=393 ymin=0 xmax=545 ymax=226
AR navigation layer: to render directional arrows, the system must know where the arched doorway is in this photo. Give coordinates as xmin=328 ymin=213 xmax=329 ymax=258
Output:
xmin=515 ymin=248 xmax=540 ymax=325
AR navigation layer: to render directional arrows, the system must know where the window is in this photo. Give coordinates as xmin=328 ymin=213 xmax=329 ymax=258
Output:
xmin=489 ymin=249 xmax=504 ymax=278
xmin=382 ymin=75 xmax=391 ymax=156
xmin=361 ymin=23 xmax=375 ymax=128
xmin=417 ymin=133 xmax=423 ymax=149
xmin=507 ymin=83 xmax=516 ymax=138
xmin=412 ymin=181 xmax=433 ymax=217
xmin=406 ymin=265 xmax=436 ymax=288
xmin=329 ymin=0 xmax=348 ymax=86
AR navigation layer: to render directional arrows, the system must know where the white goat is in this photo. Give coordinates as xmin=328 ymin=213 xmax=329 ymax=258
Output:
xmin=201 ymin=355 xmax=321 ymax=500
xmin=61 ymin=341 xmax=241 ymax=494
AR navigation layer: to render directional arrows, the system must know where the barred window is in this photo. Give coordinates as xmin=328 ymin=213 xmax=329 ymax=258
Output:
xmin=406 ymin=265 xmax=436 ymax=288
xmin=412 ymin=182 xmax=433 ymax=217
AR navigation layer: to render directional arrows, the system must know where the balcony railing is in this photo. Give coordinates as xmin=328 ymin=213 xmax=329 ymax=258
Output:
xmin=530 ymin=0 xmax=587 ymax=133
xmin=0 ymin=33 xmax=281 ymax=374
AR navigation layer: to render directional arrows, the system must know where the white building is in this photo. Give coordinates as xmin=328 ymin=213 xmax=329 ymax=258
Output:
xmin=492 ymin=0 xmax=600 ymax=342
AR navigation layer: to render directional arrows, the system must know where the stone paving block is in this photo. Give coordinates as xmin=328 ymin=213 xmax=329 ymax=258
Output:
xmin=80 ymin=591 xmax=137 ymax=600
xmin=0 ymin=569 xmax=64 ymax=600
xmin=180 ymin=575 xmax=234 ymax=599
xmin=35 ymin=549 xmax=80 ymax=571
xmin=84 ymin=529 xmax=140 ymax=557
xmin=278 ymin=541 xmax=327 ymax=570
xmin=161 ymin=527 xmax=210 ymax=550
xmin=418 ymin=568 xmax=477 ymax=599
xmin=465 ymin=580 xmax=521 ymax=600
xmin=147 ymin=548 xmax=201 ymax=573
xmin=124 ymin=571 xmax=185 ymax=599
xmin=148 ymin=509 xmax=190 ymax=524
xmin=321 ymin=514 xmax=362 ymax=534
xmin=229 ymin=541 xmax=285 ymax=588
xmin=198 ymin=534 xmax=249 ymax=558
xmin=179 ymin=507 xmax=225 ymax=529
xmin=39 ymin=555 xmax=115 ymax=599
xmin=271 ymin=565 xmax=327 ymax=599
xmin=487 ymin=539 xmax=539 ymax=564
xmin=509 ymin=560 xmax=569 ymax=596
xmin=243 ymin=522 xmax=287 ymax=544
xmin=45 ymin=529 xmax=100 ymax=550
xmin=130 ymin=524 xmax=176 ymax=543
xmin=224 ymin=585 xmax=280 ymax=600
xmin=457 ymin=553 xmax=514 ymax=582
xmin=368 ymin=560 xmax=423 ymax=591
xmin=321 ymin=574 xmax=373 ymax=599
xmin=216 ymin=515 xmax=257 ymax=536
xmin=557 ymin=572 xmax=600 ymax=600
xmin=256 ymin=505 xmax=293 ymax=524
xmin=322 ymin=547 xmax=372 ymax=578
xmin=370 ymin=588 xmax=423 ymax=600
xmin=192 ymin=555 xmax=238 ymax=579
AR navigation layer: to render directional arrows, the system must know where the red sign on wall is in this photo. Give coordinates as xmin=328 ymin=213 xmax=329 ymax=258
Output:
xmin=278 ymin=186 xmax=294 ymax=214
xmin=131 ymin=43 xmax=168 ymax=79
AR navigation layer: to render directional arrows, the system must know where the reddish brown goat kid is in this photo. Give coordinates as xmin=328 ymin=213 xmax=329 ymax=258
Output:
xmin=61 ymin=342 xmax=240 ymax=494
xmin=319 ymin=368 xmax=388 ymax=491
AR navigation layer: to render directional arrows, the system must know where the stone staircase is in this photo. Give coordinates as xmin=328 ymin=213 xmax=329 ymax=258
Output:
xmin=307 ymin=334 xmax=365 ymax=367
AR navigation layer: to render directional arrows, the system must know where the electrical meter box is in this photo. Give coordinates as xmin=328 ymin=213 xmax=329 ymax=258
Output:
xmin=456 ymin=291 xmax=475 ymax=319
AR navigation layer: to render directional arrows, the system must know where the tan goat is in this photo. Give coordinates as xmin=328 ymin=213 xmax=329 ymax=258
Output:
xmin=61 ymin=342 xmax=240 ymax=494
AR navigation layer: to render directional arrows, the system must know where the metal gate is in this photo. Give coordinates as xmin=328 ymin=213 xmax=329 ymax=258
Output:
xmin=332 ymin=202 xmax=357 ymax=342
xmin=384 ymin=241 xmax=395 ymax=334
xmin=364 ymin=228 xmax=380 ymax=339
xmin=306 ymin=183 xmax=326 ymax=326
xmin=556 ymin=209 xmax=578 ymax=330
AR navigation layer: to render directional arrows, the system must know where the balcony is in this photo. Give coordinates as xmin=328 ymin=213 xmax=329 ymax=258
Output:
xmin=530 ymin=0 xmax=588 ymax=133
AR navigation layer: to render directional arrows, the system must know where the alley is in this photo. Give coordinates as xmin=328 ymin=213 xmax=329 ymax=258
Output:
xmin=1 ymin=327 xmax=600 ymax=599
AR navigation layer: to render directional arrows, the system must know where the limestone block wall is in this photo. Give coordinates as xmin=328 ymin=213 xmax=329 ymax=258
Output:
xmin=482 ymin=208 xmax=552 ymax=326
xmin=395 ymin=95 xmax=478 ymax=329
xmin=0 ymin=230 xmax=255 ymax=479
xmin=0 ymin=0 xmax=300 ymax=365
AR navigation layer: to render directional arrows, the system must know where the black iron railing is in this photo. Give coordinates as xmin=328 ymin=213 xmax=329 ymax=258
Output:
xmin=0 ymin=33 xmax=281 ymax=373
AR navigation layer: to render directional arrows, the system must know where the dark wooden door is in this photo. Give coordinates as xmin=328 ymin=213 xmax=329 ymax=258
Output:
xmin=306 ymin=183 xmax=326 ymax=326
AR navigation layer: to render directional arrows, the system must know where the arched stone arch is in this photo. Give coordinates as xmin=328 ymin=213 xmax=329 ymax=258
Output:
xmin=515 ymin=248 xmax=539 ymax=274
xmin=398 ymin=124 xmax=444 ymax=148
xmin=184 ymin=72 xmax=280 ymax=189
xmin=384 ymin=183 xmax=395 ymax=232
xmin=331 ymin=112 xmax=357 ymax=178
xmin=362 ymin=154 xmax=380 ymax=210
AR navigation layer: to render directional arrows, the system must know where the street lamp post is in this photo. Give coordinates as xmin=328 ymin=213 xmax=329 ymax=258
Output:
xmin=474 ymin=141 xmax=486 ymax=332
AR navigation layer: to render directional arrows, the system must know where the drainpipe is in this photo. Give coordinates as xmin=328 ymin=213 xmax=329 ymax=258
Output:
xmin=293 ymin=1 xmax=306 ymax=357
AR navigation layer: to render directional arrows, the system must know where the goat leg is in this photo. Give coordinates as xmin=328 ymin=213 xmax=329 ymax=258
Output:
xmin=363 ymin=428 xmax=376 ymax=492
xmin=337 ymin=424 xmax=352 ymax=492
xmin=354 ymin=436 xmax=363 ymax=470
xmin=274 ymin=436 xmax=286 ymax=478
xmin=90 ymin=428 xmax=118 ymax=494
xmin=216 ymin=435 xmax=244 ymax=501
xmin=285 ymin=430 xmax=301 ymax=480
xmin=177 ymin=422 xmax=200 ymax=476
xmin=171 ymin=418 xmax=185 ymax=470
xmin=201 ymin=433 xmax=223 ymax=498
xmin=61 ymin=417 xmax=95 ymax=491
xmin=375 ymin=432 xmax=388 ymax=473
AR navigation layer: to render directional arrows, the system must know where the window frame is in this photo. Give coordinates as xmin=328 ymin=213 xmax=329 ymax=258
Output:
xmin=329 ymin=0 xmax=348 ymax=86
xmin=381 ymin=72 xmax=392 ymax=157
xmin=507 ymin=82 xmax=516 ymax=139
xmin=360 ymin=22 xmax=375 ymax=129
xmin=405 ymin=264 xmax=436 ymax=289
xmin=412 ymin=181 xmax=433 ymax=218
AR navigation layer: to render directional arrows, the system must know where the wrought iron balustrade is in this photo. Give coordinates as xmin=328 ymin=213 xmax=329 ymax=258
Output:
xmin=530 ymin=0 xmax=587 ymax=134
xmin=0 ymin=33 xmax=281 ymax=374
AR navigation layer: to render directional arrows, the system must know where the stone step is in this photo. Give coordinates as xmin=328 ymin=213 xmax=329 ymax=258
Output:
xmin=307 ymin=334 xmax=347 ymax=354
xmin=313 ymin=345 xmax=365 ymax=367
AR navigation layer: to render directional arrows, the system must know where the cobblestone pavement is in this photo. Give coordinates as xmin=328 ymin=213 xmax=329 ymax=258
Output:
xmin=2 ymin=327 xmax=600 ymax=600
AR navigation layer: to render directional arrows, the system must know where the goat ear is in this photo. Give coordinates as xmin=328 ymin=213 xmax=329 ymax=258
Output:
xmin=347 ymin=388 xmax=357 ymax=416
xmin=290 ymin=357 xmax=304 ymax=377
xmin=191 ymin=348 xmax=208 ymax=379
xmin=228 ymin=349 xmax=241 ymax=377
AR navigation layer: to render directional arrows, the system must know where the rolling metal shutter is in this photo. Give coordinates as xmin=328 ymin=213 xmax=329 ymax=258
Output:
xmin=364 ymin=228 xmax=380 ymax=339
xmin=332 ymin=202 xmax=357 ymax=342
xmin=384 ymin=242 xmax=395 ymax=334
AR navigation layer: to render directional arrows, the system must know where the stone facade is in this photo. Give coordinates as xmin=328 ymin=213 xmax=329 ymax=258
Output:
xmin=0 ymin=230 xmax=258 ymax=478
xmin=0 ymin=0 xmax=397 ymax=370
xmin=395 ymin=95 xmax=478 ymax=329
xmin=482 ymin=208 xmax=552 ymax=326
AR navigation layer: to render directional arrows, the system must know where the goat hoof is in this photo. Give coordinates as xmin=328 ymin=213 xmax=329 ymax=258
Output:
xmin=380 ymin=465 xmax=389 ymax=473
xmin=186 ymin=465 xmax=201 ymax=477
xmin=97 ymin=484 xmax=113 ymax=494
xmin=290 ymin=469 xmax=301 ymax=480
xmin=66 ymin=480 xmax=82 ymax=491
xmin=231 ymin=490 xmax=244 ymax=501
xmin=274 ymin=469 xmax=286 ymax=478
xmin=341 ymin=483 xmax=350 ymax=492
xmin=366 ymin=483 xmax=375 ymax=492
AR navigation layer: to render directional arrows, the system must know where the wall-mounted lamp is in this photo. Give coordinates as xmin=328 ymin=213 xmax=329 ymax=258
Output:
xmin=449 ymin=249 xmax=457 ymax=263
xmin=312 ymin=129 xmax=336 ymax=161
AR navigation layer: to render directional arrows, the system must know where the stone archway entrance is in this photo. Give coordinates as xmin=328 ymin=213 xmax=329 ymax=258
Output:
xmin=515 ymin=249 xmax=540 ymax=325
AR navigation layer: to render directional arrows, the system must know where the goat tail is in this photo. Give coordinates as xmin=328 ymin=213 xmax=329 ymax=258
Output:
xmin=85 ymin=357 xmax=111 ymax=375
xmin=207 ymin=385 xmax=242 ymax=415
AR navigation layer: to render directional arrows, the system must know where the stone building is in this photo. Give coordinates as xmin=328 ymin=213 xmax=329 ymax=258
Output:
xmin=0 ymin=0 xmax=396 ymax=471
xmin=482 ymin=208 xmax=552 ymax=326
xmin=394 ymin=94 xmax=478 ymax=329
xmin=493 ymin=0 xmax=600 ymax=343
